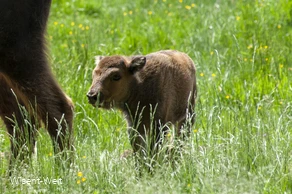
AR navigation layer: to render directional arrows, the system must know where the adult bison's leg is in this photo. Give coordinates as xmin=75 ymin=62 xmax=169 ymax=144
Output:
xmin=3 ymin=64 xmax=74 ymax=161
xmin=29 ymin=71 xmax=74 ymax=158
xmin=0 ymin=0 xmax=73 ymax=172
xmin=32 ymin=0 xmax=74 ymax=156
xmin=0 ymin=76 xmax=37 ymax=171
xmin=43 ymin=80 xmax=74 ymax=157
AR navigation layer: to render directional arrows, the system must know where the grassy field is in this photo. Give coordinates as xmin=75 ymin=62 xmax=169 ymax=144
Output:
xmin=1 ymin=0 xmax=292 ymax=193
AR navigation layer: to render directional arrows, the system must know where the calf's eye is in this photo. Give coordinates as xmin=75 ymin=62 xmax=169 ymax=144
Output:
xmin=112 ymin=74 xmax=121 ymax=81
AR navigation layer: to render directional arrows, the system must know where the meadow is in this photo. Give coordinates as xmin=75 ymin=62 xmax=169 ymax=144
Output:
xmin=1 ymin=0 xmax=292 ymax=193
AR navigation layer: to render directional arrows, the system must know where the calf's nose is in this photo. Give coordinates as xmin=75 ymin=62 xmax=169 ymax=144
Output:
xmin=86 ymin=91 xmax=104 ymax=106
xmin=87 ymin=91 xmax=98 ymax=105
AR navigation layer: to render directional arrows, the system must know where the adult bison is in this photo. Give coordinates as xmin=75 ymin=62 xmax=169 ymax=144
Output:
xmin=0 ymin=0 xmax=74 ymax=171
xmin=87 ymin=50 xmax=197 ymax=160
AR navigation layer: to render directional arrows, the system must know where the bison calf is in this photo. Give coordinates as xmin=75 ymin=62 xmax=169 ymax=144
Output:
xmin=87 ymin=50 xmax=196 ymax=159
xmin=0 ymin=0 xmax=74 ymax=171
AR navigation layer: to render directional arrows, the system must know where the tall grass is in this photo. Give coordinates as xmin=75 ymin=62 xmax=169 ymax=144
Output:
xmin=1 ymin=0 xmax=292 ymax=193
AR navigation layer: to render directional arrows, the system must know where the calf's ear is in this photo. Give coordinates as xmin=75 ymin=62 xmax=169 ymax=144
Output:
xmin=129 ymin=56 xmax=146 ymax=74
xmin=95 ymin=56 xmax=104 ymax=66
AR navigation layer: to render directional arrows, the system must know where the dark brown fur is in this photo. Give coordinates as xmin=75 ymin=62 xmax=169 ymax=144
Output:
xmin=0 ymin=0 xmax=73 ymax=168
xmin=87 ymin=50 xmax=197 ymax=157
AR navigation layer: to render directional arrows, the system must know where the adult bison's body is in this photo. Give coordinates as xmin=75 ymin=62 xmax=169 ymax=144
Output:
xmin=87 ymin=50 xmax=197 ymax=157
xmin=0 ymin=0 xmax=73 ymax=170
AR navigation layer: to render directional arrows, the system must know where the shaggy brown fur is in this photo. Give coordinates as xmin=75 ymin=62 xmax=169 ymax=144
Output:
xmin=87 ymin=50 xmax=197 ymax=157
xmin=0 ymin=0 xmax=74 ymax=167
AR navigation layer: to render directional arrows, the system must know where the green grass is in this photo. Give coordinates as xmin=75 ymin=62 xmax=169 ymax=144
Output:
xmin=1 ymin=0 xmax=292 ymax=193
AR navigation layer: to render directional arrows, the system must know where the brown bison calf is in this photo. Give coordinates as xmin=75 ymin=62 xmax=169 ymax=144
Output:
xmin=0 ymin=0 xmax=73 ymax=170
xmin=87 ymin=50 xmax=197 ymax=158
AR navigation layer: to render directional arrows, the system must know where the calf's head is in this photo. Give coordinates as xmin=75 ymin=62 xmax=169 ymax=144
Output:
xmin=87 ymin=55 xmax=146 ymax=109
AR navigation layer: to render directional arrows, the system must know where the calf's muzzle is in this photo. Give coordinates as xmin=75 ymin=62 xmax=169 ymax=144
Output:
xmin=86 ymin=91 xmax=104 ymax=107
